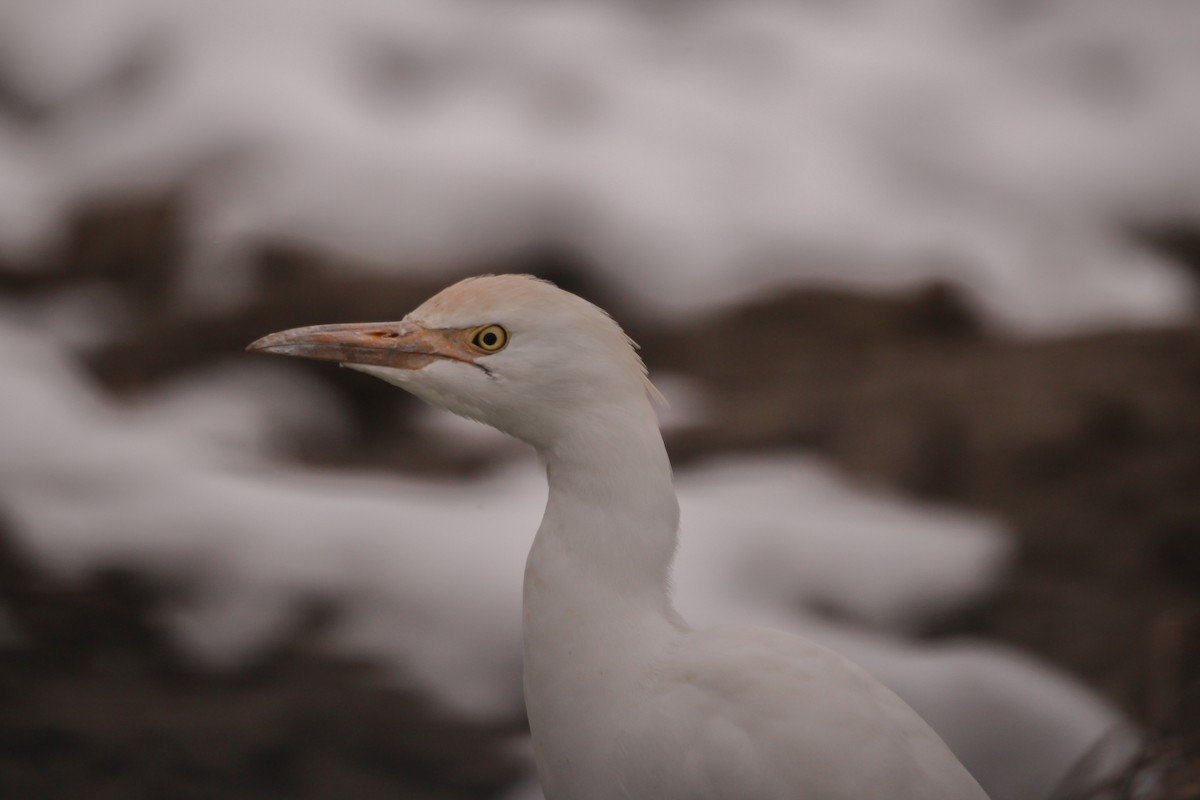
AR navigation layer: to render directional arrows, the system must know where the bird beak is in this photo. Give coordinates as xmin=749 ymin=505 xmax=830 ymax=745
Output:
xmin=246 ymin=320 xmax=477 ymax=370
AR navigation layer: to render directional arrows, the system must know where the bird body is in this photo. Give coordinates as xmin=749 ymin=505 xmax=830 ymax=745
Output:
xmin=528 ymin=618 xmax=984 ymax=799
xmin=249 ymin=274 xmax=989 ymax=800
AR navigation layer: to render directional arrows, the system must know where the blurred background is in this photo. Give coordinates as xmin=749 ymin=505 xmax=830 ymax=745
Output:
xmin=0 ymin=0 xmax=1198 ymax=798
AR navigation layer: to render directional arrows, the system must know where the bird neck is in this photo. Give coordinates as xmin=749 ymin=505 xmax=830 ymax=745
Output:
xmin=526 ymin=399 xmax=683 ymax=631
xmin=521 ymin=401 xmax=683 ymax=780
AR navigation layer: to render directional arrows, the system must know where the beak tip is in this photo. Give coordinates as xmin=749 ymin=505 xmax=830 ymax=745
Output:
xmin=246 ymin=332 xmax=287 ymax=354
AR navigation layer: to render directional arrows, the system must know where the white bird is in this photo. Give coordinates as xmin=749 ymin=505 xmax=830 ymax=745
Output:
xmin=248 ymin=274 xmax=990 ymax=800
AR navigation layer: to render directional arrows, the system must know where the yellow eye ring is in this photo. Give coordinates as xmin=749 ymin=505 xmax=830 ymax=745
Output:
xmin=471 ymin=324 xmax=509 ymax=353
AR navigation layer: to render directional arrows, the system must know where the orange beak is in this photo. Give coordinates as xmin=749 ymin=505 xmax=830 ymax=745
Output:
xmin=246 ymin=320 xmax=479 ymax=370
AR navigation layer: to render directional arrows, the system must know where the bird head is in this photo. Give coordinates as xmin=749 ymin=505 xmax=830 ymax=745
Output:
xmin=247 ymin=274 xmax=662 ymax=448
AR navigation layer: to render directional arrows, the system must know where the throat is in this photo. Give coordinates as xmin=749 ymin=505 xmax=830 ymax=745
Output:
xmin=532 ymin=406 xmax=680 ymax=607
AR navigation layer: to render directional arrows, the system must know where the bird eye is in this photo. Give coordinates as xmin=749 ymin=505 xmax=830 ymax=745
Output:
xmin=471 ymin=324 xmax=509 ymax=353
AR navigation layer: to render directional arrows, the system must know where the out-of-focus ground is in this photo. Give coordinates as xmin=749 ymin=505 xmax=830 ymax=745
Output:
xmin=1 ymin=1 xmax=1200 ymax=798
xmin=2 ymin=196 xmax=1198 ymax=799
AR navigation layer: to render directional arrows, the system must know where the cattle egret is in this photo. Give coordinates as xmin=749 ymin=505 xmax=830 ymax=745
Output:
xmin=248 ymin=274 xmax=989 ymax=800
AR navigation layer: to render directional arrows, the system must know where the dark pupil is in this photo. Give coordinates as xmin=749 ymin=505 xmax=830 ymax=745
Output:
xmin=482 ymin=331 xmax=498 ymax=347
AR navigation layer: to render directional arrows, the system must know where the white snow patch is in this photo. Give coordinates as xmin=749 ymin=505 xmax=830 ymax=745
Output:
xmin=0 ymin=0 xmax=1195 ymax=331
xmin=676 ymin=456 xmax=1012 ymax=634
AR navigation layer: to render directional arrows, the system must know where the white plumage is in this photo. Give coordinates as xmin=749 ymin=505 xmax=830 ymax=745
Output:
xmin=250 ymin=274 xmax=989 ymax=800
